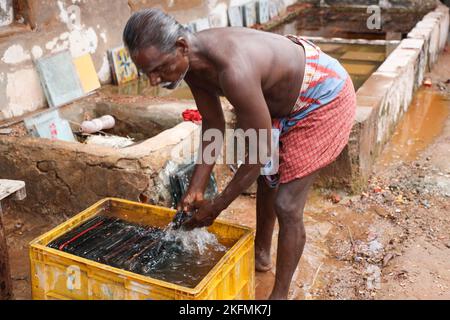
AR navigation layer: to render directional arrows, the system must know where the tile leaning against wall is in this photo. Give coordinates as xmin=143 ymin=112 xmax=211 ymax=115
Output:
xmin=0 ymin=0 xmax=131 ymax=122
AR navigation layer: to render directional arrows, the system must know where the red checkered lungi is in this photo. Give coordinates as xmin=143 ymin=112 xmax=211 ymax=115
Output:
xmin=277 ymin=76 xmax=356 ymax=184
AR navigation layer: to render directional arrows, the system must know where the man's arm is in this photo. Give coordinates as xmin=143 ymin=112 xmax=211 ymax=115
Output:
xmin=214 ymin=68 xmax=273 ymax=209
xmin=178 ymin=82 xmax=225 ymax=212
xmin=183 ymin=67 xmax=272 ymax=229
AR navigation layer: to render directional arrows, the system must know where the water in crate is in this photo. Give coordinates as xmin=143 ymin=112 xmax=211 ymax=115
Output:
xmin=47 ymin=215 xmax=230 ymax=288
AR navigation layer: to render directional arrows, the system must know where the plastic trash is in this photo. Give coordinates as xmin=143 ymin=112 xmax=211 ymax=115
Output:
xmin=81 ymin=115 xmax=116 ymax=133
xmin=169 ymin=161 xmax=218 ymax=208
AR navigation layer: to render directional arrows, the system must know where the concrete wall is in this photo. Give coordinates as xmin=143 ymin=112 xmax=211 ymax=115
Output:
xmin=0 ymin=0 xmax=131 ymax=121
xmin=0 ymin=94 xmax=238 ymax=216
xmin=0 ymin=0 xmax=298 ymax=122
xmin=0 ymin=114 xmax=199 ymax=216
xmin=0 ymin=0 xmax=14 ymax=27
xmin=317 ymin=3 xmax=450 ymax=191
xmin=0 ymin=0 xmax=440 ymax=122
xmin=129 ymin=0 xmax=297 ymax=25
xmin=1 ymin=0 xmax=448 ymax=200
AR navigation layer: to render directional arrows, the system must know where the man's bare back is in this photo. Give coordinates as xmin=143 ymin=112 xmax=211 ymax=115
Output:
xmin=184 ymin=27 xmax=306 ymax=119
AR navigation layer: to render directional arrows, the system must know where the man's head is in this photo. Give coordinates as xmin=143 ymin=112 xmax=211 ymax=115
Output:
xmin=123 ymin=9 xmax=191 ymax=89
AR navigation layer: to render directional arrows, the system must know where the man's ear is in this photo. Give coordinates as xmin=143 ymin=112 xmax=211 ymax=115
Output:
xmin=176 ymin=37 xmax=189 ymax=55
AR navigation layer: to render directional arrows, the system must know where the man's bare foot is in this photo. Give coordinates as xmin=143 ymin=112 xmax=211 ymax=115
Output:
xmin=255 ymin=248 xmax=273 ymax=272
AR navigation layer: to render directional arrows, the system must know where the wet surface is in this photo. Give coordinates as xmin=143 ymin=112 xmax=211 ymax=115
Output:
xmin=222 ymin=189 xmax=395 ymax=300
xmin=378 ymin=88 xmax=450 ymax=165
xmin=5 ymin=80 xmax=450 ymax=298
xmin=47 ymin=214 xmax=229 ymax=289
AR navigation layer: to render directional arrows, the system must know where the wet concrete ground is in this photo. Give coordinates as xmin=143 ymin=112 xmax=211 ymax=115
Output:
xmin=379 ymin=88 xmax=450 ymax=165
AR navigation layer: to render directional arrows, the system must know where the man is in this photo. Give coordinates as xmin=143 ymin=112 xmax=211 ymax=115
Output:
xmin=123 ymin=9 xmax=356 ymax=300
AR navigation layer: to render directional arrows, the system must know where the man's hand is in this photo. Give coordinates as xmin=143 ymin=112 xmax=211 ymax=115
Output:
xmin=182 ymin=199 xmax=222 ymax=230
xmin=177 ymin=191 xmax=204 ymax=213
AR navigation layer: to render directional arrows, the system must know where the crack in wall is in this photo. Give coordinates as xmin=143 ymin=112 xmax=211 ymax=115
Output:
xmin=35 ymin=161 xmax=74 ymax=197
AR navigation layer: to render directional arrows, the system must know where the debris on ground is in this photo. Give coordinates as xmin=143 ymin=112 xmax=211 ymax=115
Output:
xmin=423 ymin=77 xmax=433 ymax=87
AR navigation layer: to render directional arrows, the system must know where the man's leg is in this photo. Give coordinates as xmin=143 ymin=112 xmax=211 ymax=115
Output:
xmin=270 ymin=172 xmax=317 ymax=300
xmin=255 ymin=176 xmax=278 ymax=272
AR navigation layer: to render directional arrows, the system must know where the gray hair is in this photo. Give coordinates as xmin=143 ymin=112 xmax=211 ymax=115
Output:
xmin=123 ymin=8 xmax=190 ymax=55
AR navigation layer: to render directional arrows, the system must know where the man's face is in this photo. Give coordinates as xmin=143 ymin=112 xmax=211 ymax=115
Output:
xmin=132 ymin=44 xmax=188 ymax=89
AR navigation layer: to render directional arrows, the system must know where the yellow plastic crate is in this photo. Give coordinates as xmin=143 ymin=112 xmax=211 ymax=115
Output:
xmin=29 ymin=198 xmax=255 ymax=300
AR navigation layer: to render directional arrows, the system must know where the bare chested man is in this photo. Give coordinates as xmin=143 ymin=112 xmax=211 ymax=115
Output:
xmin=123 ymin=9 xmax=356 ymax=300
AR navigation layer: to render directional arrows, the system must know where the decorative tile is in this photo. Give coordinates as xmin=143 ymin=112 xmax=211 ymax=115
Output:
xmin=108 ymin=46 xmax=139 ymax=86
xmin=243 ymin=1 xmax=257 ymax=27
xmin=184 ymin=22 xmax=197 ymax=33
xmin=275 ymin=0 xmax=286 ymax=15
xmin=24 ymin=109 xmax=75 ymax=142
xmin=73 ymin=53 xmax=101 ymax=94
xmin=256 ymin=0 xmax=270 ymax=24
xmin=269 ymin=0 xmax=279 ymax=19
xmin=35 ymin=51 xmax=84 ymax=108
xmin=228 ymin=6 xmax=244 ymax=27
xmin=194 ymin=18 xmax=211 ymax=32
xmin=209 ymin=6 xmax=229 ymax=28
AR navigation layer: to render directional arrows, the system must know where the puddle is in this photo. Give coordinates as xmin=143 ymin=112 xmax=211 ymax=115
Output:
xmin=378 ymin=89 xmax=450 ymax=165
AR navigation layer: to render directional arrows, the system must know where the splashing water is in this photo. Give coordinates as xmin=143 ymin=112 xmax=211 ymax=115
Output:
xmin=162 ymin=227 xmax=227 ymax=255
xmin=139 ymin=227 xmax=229 ymax=287
xmin=48 ymin=215 xmax=231 ymax=288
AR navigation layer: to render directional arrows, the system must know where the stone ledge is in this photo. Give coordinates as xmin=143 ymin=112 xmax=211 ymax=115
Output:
xmin=408 ymin=3 xmax=449 ymax=68
xmin=356 ymin=73 xmax=397 ymax=97
xmin=333 ymin=2 xmax=450 ymax=192
xmin=376 ymin=48 xmax=420 ymax=74
xmin=122 ymin=122 xmax=200 ymax=157
xmin=399 ymin=38 xmax=426 ymax=50
xmin=0 ymin=23 xmax=31 ymax=40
